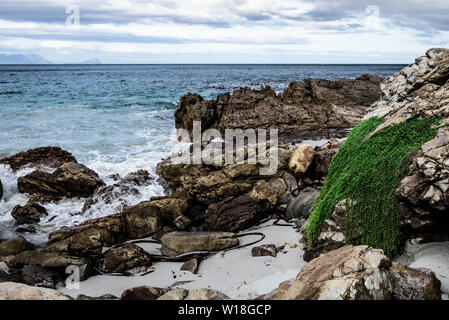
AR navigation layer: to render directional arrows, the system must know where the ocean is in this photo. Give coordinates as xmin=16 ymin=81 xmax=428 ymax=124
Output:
xmin=0 ymin=64 xmax=404 ymax=245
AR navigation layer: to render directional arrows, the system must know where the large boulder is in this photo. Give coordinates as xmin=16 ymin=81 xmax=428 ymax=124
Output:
xmin=202 ymin=195 xmax=269 ymax=232
xmin=156 ymin=143 xmax=296 ymax=206
xmin=45 ymin=202 xmax=162 ymax=254
xmin=0 ymin=147 xmax=77 ymax=172
xmin=266 ymin=245 xmax=441 ymax=300
xmin=18 ymin=162 xmax=104 ymax=199
xmin=396 ymin=124 xmax=449 ymax=244
xmin=160 ymin=231 xmax=238 ymax=257
xmin=0 ymin=237 xmax=35 ymax=257
xmin=289 ymin=145 xmax=315 ymax=177
xmin=185 ymin=289 xmax=229 ymax=300
xmin=104 ymin=244 xmax=152 ymax=273
xmin=175 ymin=76 xmax=382 ymax=141
xmin=11 ymin=202 xmax=48 ymax=225
xmin=0 ymin=282 xmax=72 ymax=300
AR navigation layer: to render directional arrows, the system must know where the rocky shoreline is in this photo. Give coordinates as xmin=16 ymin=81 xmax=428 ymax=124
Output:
xmin=1 ymin=48 xmax=449 ymax=300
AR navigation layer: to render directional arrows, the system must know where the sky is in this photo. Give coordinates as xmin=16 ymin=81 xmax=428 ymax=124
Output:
xmin=0 ymin=0 xmax=448 ymax=63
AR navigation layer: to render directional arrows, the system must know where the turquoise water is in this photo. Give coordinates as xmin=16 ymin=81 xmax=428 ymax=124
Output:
xmin=0 ymin=64 xmax=404 ymax=244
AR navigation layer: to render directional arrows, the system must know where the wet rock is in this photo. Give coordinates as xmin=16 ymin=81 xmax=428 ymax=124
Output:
xmin=180 ymin=258 xmax=201 ymax=274
xmin=121 ymin=202 xmax=163 ymax=240
xmin=18 ymin=162 xmax=104 ymax=199
xmin=0 ymin=147 xmax=77 ymax=172
xmin=0 ymin=237 xmax=35 ymax=257
xmin=251 ymin=244 xmax=277 ymax=257
xmin=104 ymin=243 xmax=152 ymax=273
xmin=175 ymin=76 xmax=382 ymax=142
xmin=286 ymin=189 xmax=319 ymax=220
xmin=202 ymin=195 xmax=269 ymax=232
xmin=120 ymin=169 xmax=153 ymax=186
xmin=161 ymin=231 xmax=238 ymax=257
xmin=149 ymin=198 xmax=189 ymax=222
xmin=48 ymin=162 xmax=105 ymax=198
xmin=185 ymin=288 xmax=229 ymax=300
xmin=76 ymin=294 xmax=120 ymax=300
xmin=11 ymin=202 xmax=48 ymax=225
xmin=120 ymin=286 xmax=168 ymax=300
xmin=157 ymin=288 xmax=189 ymax=300
xmin=390 ymin=263 xmax=441 ymax=300
xmin=0 ymin=282 xmax=72 ymax=300
xmin=289 ymin=145 xmax=315 ymax=177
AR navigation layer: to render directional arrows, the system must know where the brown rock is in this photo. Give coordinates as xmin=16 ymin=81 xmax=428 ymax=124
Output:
xmin=203 ymin=195 xmax=269 ymax=232
xmin=161 ymin=231 xmax=238 ymax=257
xmin=251 ymin=244 xmax=277 ymax=257
xmin=104 ymin=243 xmax=152 ymax=273
xmin=185 ymin=288 xmax=229 ymax=300
xmin=0 ymin=147 xmax=77 ymax=172
xmin=157 ymin=288 xmax=188 ymax=300
xmin=11 ymin=202 xmax=48 ymax=225
xmin=248 ymin=178 xmax=288 ymax=206
xmin=0 ymin=282 xmax=72 ymax=300
xmin=76 ymin=294 xmax=119 ymax=300
xmin=289 ymin=145 xmax=315 ymax=177
xmin=17 ymin=162 xmax=104 ymax=199
xmin=0 ymin=237 xmax=35 ymax=257
xmin=120 ymin=286 xmax=167 ymax=300
xmin=277 ymin=245 xmax=394 ymax=300
xmin=175 ymin=76 xmax=381 ymax=142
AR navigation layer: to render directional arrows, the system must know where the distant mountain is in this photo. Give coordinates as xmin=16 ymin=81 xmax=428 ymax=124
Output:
xmin=0 ymin=54 xmax=53 ymax=64
xmin=79 ymin=58 xmax=101 ymax=64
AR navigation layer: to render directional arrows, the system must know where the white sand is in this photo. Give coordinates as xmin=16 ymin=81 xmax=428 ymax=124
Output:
xmin=395 ymin=241 xmax=449 ymax=299
xmin=60 ymin=220 xmax=306 ymax=299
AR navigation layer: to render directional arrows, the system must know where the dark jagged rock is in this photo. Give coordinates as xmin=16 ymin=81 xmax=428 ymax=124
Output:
xmin=202 ymin=195 xmax=270 ymax=232
xmin=17 ymin=162 xmax=104 ymax=199
xmin=175 ymin=75 xmax=382 ymax=141
xmin=11 ymin=202 xmax=48 ymax=225
xmin=104 ymin=244 xmax=152 ymax=273
xmin=121 ymin=286 xmax=168 ymax=300
xmin=0 ymin=146 xmax=77 ymax=172
xmin=0 ymin=237 xmax=35 ymax=257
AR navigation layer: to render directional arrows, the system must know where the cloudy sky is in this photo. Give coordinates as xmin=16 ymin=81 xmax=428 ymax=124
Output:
xmin=0 ymin=0 xmax=448 ymax=63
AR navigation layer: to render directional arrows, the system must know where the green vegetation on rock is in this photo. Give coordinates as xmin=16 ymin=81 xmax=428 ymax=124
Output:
xmin=306 ymin=116 xmax=440 ymax=257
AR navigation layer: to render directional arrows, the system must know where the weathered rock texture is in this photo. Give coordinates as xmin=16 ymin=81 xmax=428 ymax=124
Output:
xmin=161 ymin=231 xmax=238 ymax=257
xmin=264 ymin=245 xmax=441 ymax=300
xmin=175 ymin=75 xmax=382 ymax=141
xmin=0 ymin=147 xmax=77 ymax=172
xmin=11 ymin=202 xmax=48 ymax=225
xmin=45 ymin=202 xmax=162 ymax=254
xmin=18 ymin=162 xmax=104 ymax=199
xmin=104 ymin=243 xmax=152 ymax=273
xmin=0 ymin=282 xmax=72 ymax=300
xmin=0 ymin=237 xmax=35 ymax=257
xmin=367 ymin=48 xmax=449 ymax=132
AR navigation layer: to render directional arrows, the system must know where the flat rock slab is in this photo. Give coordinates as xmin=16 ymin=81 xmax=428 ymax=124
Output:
xmin=161 ymin=231 xmax=238 ymax=257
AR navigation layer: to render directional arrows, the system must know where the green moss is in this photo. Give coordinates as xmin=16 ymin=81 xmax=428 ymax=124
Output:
xmin=306 ymin=116 xmax=440 ymax=257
